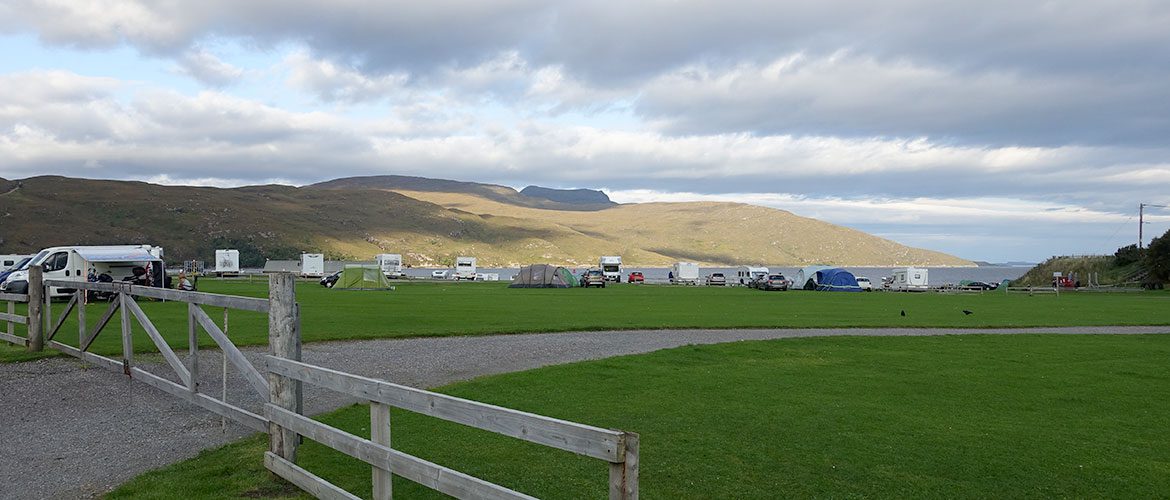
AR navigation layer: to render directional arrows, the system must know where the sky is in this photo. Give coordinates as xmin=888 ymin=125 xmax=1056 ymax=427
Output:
xmin=1 ymin=1 xmax=1169 ymax=263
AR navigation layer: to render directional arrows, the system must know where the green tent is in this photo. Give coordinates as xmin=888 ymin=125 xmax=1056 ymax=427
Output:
xmin=509 ymin=264 xmax=579 ymax=288
xmin=336 ymin=265 xmax=392 ymax=290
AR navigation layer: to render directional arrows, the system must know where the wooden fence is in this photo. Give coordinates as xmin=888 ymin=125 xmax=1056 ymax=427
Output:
xmin=16 ymin=266 xmax=639 ymax=499
xmin=0 ymin=290 xmax=29 ymax=347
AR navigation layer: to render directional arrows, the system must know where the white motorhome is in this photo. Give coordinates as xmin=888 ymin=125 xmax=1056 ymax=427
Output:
xmin=215 ymin=249 xmax=240 ymax=276
xmin=301 ymin=253 xmax=325 ymax=277
xmin=670 ymin=262 xmax=700 ymax=285
xmin=736 ymin=266 xmax=769 ymax=285
xmin=1 ymin=254 xmax=31 ymax=270
xmin=0 ymin=245 xmax=164 ymax=297
xmin=375 ymin=253 xmax=404 ymax=278
xmin=889 ymin=267 xmax=929 ymax=291
xmin=599 ymin=256 xmax=623 ymax=282
xmin=454 ymin=257 xmax=477 ymax=280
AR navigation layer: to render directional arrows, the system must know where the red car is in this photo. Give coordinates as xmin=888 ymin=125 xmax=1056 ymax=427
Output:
xmin=627 ymin=271 xmax=645 ymax=283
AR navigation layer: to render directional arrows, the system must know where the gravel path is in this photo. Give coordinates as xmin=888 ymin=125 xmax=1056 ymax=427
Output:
xmin=2 ymin=326 xmax=1167 ymax=499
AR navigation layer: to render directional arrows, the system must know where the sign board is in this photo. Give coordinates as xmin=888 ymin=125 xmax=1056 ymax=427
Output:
xmin=1053 ymin=272 xmax=1062 ymax=277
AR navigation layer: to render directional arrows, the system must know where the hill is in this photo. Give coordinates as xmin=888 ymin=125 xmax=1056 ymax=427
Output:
xmin=0 ymin=175 xmax=974 ymax=268
xmin=519 ymin=186 xmax=615 ymax=205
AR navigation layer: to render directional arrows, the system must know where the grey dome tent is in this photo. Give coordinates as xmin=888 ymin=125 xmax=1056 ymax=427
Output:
xmin=509 ymin=264 xmax=579 ymax=288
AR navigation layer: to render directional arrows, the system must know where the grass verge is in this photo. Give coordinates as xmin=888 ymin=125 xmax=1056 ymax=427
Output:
xmin=110 ymin=334 xmax=1170 ymax=498
xmin=3 ymin=279 xmax=1168 ymax=363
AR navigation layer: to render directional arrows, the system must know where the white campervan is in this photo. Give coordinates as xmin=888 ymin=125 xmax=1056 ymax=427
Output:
xmin=670 ymin=262 xmax=700 ymax=285
xmin=889 ymin=267 xmax=929 ymax=291
xmin=215 ymin=249 xmax=240 ymax=276
xmin=736 ymin=266 xmax=769 ymax=286
xmin=1 ymin=254 xmax=31 ymax=270
xmin=0 ymin=245 xmax=164 ymax=297
xmin=301 ymin=253 xmax=324 ymax=277
xmin=375 ymin=253 xmax=404 ymax=278
xmin=599 ymin=256 xmax=622 ymax=282
xmin=454 ymin=257 xmax=477 ymax=280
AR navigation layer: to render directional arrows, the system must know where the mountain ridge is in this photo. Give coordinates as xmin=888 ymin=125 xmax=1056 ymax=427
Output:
xmin=0 ymin=175 xmax=974 ymax=267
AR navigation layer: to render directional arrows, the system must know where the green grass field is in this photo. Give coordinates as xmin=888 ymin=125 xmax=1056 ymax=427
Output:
xmin=2 ymin=280 xmax=1168 ymax=363
xmin=109 ymin=334 xmax=1170 ymax=498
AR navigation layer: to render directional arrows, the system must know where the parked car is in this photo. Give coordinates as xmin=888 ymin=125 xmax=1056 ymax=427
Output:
xmin=0 ymin=256 xmax=31 ymax=287
xmin=430 ymin=270 xmax=449 ymax=279
xmin=705 ymin=273 xmax=727 ymax=286
xmin=856 ymin=276 xmax=873 ymax=291
xmin=964 ymin=281 xmax=999 ymax=290
xmin=627 ymin=271 xmax=645 ymax=283
xmin=582 ymin=269 xmax=606 ymax=288
xmin=760 ymin=274 xmax=790 ymax=291
xmin=320 ymin=270 xmax=341 ymax=288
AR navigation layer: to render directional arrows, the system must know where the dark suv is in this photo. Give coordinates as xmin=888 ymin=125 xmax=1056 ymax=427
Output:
xmin=760 ymin=274 xmax=790 ymax=291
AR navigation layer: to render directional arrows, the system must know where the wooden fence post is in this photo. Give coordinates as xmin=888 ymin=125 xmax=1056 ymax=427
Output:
xmin=268 ymin=272 xmax=300 ymax=461
xmin=188 ymin=303 xmax=199 ymax=393
xmin=120 ymin=290 xmax=132 ymax=375
xmin=609 ymin=432 xmax=639 ymax=500
xmin=27 ymin=265 xmax=43 ymax=352
xmin=371 ymin=402 xmax=392 ymax=499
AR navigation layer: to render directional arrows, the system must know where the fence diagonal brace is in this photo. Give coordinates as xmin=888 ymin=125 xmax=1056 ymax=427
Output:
xmin=46 ymin=293 xmax=78 ymax=342
xmin=80 ymin=299 xmax=121 ymax=352
xmin=124 ymin=296 xmax=192 ymax=387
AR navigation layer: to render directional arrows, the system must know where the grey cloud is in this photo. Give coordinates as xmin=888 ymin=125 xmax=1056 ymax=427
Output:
xmin=174 ymin=49 xmax=244 ymax=87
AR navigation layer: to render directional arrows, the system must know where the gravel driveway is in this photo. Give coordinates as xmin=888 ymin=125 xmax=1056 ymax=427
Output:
xmin=1 ymin=326 xmax=1167 ymax=499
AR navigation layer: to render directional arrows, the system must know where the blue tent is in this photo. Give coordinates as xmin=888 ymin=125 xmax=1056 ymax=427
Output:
xmin=814 ymin=268 xmax=863 ymax=292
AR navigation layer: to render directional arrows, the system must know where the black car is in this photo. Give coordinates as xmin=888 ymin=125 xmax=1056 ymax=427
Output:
xmin=963 ymin=281 xmax=998 ymax=290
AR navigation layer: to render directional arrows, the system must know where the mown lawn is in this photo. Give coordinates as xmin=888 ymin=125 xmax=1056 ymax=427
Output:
xmin=2 ymin=279 xmax=1168 ymax=363
xmin=109 ymin=334 xmax=1170 ymax=498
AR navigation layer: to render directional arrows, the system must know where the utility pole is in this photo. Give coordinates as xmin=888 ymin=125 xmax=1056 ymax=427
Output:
xmin=1141 ymin=203 xmax=1169 ymax=249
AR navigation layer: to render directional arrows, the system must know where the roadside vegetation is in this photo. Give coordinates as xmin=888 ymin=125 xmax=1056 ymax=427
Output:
xmin=109 ymin=334 xmax=1170 ymax=498
xmin=1014 ymin=228 xmax=1170 ymax=287
xmin=2 ymin=279 xmax=1168 ymax=363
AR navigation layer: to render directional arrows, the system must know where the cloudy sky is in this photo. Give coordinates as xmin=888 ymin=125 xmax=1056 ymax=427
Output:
xmin=1 ymin=0 xmax=1168 ymax=262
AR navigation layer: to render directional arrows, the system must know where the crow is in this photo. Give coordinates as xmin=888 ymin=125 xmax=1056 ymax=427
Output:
xmin=963 ymin=310 xmax=973 ymax=315
xmin=900 ymin=310 xmax=906 ymax=317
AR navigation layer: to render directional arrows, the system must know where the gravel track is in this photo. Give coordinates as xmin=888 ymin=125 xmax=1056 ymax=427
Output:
xmin=2 ymin=326 xmax=1168 ymax=499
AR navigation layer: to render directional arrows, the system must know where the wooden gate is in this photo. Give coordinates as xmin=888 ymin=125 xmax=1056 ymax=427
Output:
xmin=18 ymin=267 xmax=639 ymax=499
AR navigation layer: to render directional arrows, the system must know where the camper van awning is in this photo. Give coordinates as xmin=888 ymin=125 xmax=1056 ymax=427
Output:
xmin=74 ymin=248 xmax=162 ymax=262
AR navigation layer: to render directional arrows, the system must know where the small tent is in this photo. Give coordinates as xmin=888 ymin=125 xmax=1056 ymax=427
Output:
xmin=509 ymin=264 xmax=579 ymax=288
xmin=814 ymin=268 xmax=863 ymax=292
xmin=336 ymin=265 xmax=393 ymax=290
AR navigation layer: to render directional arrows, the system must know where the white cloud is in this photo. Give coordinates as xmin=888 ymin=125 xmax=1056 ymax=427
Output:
xmin=284 ymin=51 xmax=409 ymax=103
xmin=174 ymin=48 xmax=244 ymax=87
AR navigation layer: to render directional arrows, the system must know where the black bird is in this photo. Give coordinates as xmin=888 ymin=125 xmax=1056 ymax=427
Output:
xmin=962 ymin=310 xmax=973 ymax=315
xmin=900 ymin=310 xmax=906 ymax=317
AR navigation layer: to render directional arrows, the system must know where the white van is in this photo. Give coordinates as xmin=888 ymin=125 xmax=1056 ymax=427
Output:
xmin=0 ymin=245 xmax=165 ymax=297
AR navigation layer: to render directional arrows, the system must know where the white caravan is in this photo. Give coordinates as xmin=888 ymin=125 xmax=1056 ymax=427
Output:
xmin=0 ymin=254 xmax=31 ymax=270
xmin=0 ymin=245 xmax=164 ymax=297
xmin=454 ymin=256 xmax=477 ymax=280
xmin=670 ymin=262 xmax=700 ymax=285
xmin=599 ymin=256 xmax=623 ymax=282
xmin=215 ymin=249 xmax=240 ymax=276
xmin=375 ymin=253 xmax=404 ymax=278
xmin=301 ymin=253 xmax=325 ymax=277
xmin=889 ymin=267 xmax=929 ymax=291
xmin=736 ymin=266 xmax=769 ymax=285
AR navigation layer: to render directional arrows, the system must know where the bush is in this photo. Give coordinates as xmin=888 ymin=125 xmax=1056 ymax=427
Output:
xmin=1144 ymin=229 xmax=1170 ymax=283
xmin=1114 ymin=244 xmax=1144 ymax=266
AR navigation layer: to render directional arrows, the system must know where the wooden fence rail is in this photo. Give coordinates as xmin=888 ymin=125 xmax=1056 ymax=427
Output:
xmin=0 ymin=291 xmax=29 ymax=347
xmin=265 ymin=355 xmax=640 ymax=499
xmin=21 ymin=270 xmax=638 ymax=500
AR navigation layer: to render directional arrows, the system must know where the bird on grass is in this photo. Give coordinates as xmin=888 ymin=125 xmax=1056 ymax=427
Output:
xmin=962 ymin=310 xmax=973 ymax=315
xmin=900 ymin=310 xmax=906 ymax=317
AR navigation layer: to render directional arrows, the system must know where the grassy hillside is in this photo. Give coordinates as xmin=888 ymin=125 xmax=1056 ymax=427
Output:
xmin=382 ymin=189 xmax=972 ymax=266
xmin=0 ymin=175 xmax=972 ymax=267
xmin=1013 ymin=255 xmax=1143 ymax=286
